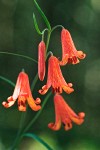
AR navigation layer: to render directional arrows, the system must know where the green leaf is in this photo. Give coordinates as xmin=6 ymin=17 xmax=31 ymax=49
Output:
xmin=0 ymin=52 xmax=37 ymax=63
xmin=31 ymin=73 xmax=38 ymax=91
xmin=33 ymin=13 xmax=42 ymax=35
xmin=0 ymin=76 xmax=15 ymax=87
xmin=34 ymin=0 xmax=51 ymax=30
xmin=23 ymin=133 xmax=53 ymax=150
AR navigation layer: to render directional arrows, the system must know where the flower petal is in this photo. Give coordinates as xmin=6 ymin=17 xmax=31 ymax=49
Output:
xmin=63 ymin=98 xmax=85 ymax=125
xmin=39 ymin=85 xmax=49 ymax=95
xmin=27 ymin=97 xmax=41 ymax=111
xmin=77 ymin=51 xmax=86 ymax=59
xmin=12 ymin=73 xmax=23 ymax=100
xmin=70 ymin=112 xmax=85 ymax=125
xmin=48 ymin=94 xmax=62 ymax=131
xmin=63 ymin=85 xmax=74 ymax=94
xmin=59 ymin=54 xmax=69 ymax=66
xmin=35 ymin=98 xmax=41 ymax=104
xmin=18 ymin=96 xmax=26 ymax=111
xmin=2 ymin=96 xmax=16 ymax=108
xmin=48 ymin=56 xmax=74 ymax=94
xmin=64 ymin=122 xmax=72 ymax=131
xmin=48 ymin=122 xmax=61 ymax=131
xmin=53 ymin=94 xmax=85 ymax=130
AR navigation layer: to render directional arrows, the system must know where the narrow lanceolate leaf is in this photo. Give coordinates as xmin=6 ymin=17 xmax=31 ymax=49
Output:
xmin=23 ymin=133 xmax=53 ymax=150
xmin=33 ymin=13 xmax=42 ymax=35
xmin=34 ymin=0 xmax=51 ymax=30
xmin=0 ymin=76 xmax=15 ymax=87
xmin=0 ymin=52 xmax=37 ymax=63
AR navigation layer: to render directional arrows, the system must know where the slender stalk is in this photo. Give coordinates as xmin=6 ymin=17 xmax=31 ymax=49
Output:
xmin=42 ymin=28 xmax=48 ymax=41
xmin=22 ymin=92 xmax=52 ymax=134
xmin=46 ymin=30 xmax=51 ymax=54
xmin=51 ymin=25 xmax=64 ymax=32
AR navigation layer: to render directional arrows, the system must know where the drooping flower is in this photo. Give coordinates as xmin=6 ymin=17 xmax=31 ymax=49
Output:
xmin=39 ymin=56 xmax=74 ymax=95
xmin=48 ymin=94 xmax=85 ymax=131
xmin=60 ymin=28 xmax=86 ymax=65
xmin=2 ymin=72 xmax=41 ymax=111
xmin=38 ymin=41 xmax=46 ymax=81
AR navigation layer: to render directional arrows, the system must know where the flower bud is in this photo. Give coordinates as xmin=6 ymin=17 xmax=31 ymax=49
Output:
xmin=38 ymin=41 xmax=46 ymax=81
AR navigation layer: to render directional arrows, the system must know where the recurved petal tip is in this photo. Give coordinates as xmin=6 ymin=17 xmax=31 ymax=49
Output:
xmin=48 ymin=123 xmax=61 ymax=131
xmin=35 ymin=98 xmax=41 ymax=104
xmin=71 ymin=113 xmax=85 ymax=125
xmin=2 ymin=96 xmax=15 ymax=108
xmin=27 ymin=97 xmax=41 ymax=111
xmin=2 ymin=101 xmax=8 ymax=108
xmin=78 ymin=112 xmax=85 ymax=118
xmin=64 ymin=123 xmax=72 ymax=131
xmin=18 ymin=105 xmax=26 ymax=111
xmin=68 ymin=83 xmax=73 ymax=87
xmin=2 ymin=101 xmax=14 ymax=108
xmin=77 ymin=51 xmax=86 ymax=59
xmin=63 ymin=85 xmax=74 ymax=94
xmin=39 ymin=85 xmax=48 ymax=95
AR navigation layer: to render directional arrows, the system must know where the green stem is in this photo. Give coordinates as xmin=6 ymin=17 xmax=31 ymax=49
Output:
xmin=46 ymin=51 xmax=53 ymax=59
xmin=22 ymin=92 xmax=52 ymax=134
xmin=0 ymin=52 xmax=37 ymax=63
xmin=42 ymin=28 xmax=48 ymax=41
xmin=46 ymin=30 xmax=51 ymax=54
xmin=18 ymin=112 xmax=27 ymax=134
xmin=10 ymin=111 xmax=27 ymax=150
xmin=51 ymin=25 xmax=64 ymax=32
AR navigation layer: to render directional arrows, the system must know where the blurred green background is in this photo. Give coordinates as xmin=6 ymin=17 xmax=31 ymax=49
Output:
xmin=0 ymin=0 xmax=100 ymax=149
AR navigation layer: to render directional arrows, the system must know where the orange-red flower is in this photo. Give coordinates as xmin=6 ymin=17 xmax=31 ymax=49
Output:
xmin=2 ymin=72 xmax=41 ymax=111
xmin=39 ymin=56 xmax=74 ymax=95
xmin=38 ymin=41 xmax=46 ymax=81
xmin=60 ymin=28 xmax=86 ymax=65
xmin=48 ymin=94 xmax=85 ymax=131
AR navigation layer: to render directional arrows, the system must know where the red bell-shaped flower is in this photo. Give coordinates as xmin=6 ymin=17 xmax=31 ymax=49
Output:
xmin=48 ymin=94 xmax=85 ymax=131
xmin=39 ymin=56 xmax=74 ymax=95
xmin=60 ymin=28 xmax=86 ymax=65
xmin=2 ymin=72 xmax=41 ymax=111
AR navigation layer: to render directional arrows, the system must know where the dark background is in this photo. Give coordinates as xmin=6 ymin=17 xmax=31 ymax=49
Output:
xmin=0 ymin=0 xmax=100 ymax=149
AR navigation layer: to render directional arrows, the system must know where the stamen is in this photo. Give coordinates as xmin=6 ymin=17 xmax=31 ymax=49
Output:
xmin=72 ymin=56 xmax=77 ymax=63
xmin=68 ymin=58 xmax=72 ymax=64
